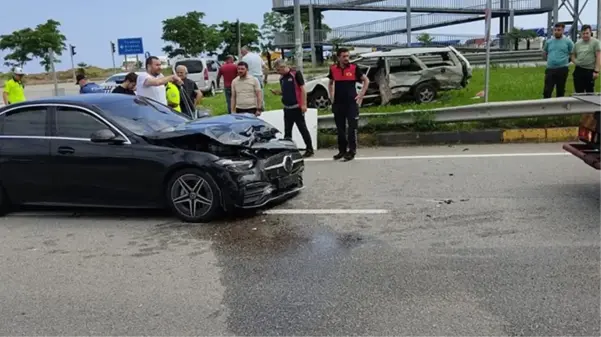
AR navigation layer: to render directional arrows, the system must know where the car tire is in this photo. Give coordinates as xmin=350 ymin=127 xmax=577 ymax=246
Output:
xmin=308 ymin=87 xmax=331 ymax=109
xmin=414 ymin=82 xmax=437 ymax=103
xmin=165 ymin=168 xmax=222 ymax=223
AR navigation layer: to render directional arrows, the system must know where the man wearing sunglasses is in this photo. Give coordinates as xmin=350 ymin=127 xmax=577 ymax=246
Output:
xmin=542 ymin=23 xmax=574 ymax=98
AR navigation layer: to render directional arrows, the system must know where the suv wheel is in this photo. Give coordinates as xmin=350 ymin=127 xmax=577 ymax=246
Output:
xmin=414 ymin=83 xmax=437 ymax=103
xmin=308 ymin=87 xmax=331 ymax=109
xmin=166 ymin=168 xmax=222 ymax=223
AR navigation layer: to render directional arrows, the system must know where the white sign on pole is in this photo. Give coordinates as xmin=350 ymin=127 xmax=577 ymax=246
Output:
xmin=258 ymin=109 xmax=318 ymax=150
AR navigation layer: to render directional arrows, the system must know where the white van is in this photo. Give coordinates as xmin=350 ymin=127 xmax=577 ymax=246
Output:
xmin=172 ymin=58 xmax=221 ymax=96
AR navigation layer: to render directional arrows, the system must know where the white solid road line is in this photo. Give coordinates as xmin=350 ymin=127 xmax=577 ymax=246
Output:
xmin=261 ymin=209 xmax=389 ymax=215
xmin=304 ymin=152 xmax=569 ymax=162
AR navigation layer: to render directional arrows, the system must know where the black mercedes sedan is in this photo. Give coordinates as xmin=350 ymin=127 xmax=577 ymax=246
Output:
xmin=0 ymin=94 xmax=304 ymax=222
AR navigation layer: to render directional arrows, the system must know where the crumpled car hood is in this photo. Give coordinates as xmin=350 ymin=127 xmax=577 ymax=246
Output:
xmin=143 ymin=113 xmax=297 ymax=149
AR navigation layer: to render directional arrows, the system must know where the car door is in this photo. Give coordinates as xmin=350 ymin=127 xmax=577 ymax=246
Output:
xmin=387 ymin=57 xmax=424 ymax=96
xmin=49 ymin=105 xmax=150 ymax=207
xmin=0 ymin=105 xmax=54 ymax=204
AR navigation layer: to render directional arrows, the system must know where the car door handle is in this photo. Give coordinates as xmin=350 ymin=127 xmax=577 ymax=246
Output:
xmin=57 ymin=146 xmax=75 ymax=154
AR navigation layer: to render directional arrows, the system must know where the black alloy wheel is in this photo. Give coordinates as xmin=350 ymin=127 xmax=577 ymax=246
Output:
xmin=166 ymin=168 xmax=222 ymax=222
xmin=309 ymin=87 xmax=331 ymax=109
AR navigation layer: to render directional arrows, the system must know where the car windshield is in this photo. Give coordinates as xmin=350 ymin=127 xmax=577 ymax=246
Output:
xmin=95 ymin=96 xmax=190 ymax=135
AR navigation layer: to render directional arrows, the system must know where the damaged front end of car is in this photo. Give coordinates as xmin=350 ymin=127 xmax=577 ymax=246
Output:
xmin=144 ymin=113 xmax=305 ymax=210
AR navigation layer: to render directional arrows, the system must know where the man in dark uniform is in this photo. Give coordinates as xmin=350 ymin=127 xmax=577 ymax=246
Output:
xmin=328 ymin=48 xmax=369 ymax=161
xmin=270 ymin=59 xmax=314 ymax=157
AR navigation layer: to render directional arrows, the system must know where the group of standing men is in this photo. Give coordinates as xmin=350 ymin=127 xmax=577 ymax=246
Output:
xmin=543 ymin=23 xmax=600 ymax=98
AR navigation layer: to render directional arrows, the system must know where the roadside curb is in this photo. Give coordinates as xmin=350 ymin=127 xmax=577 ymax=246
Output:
xmin=317 ymin=127 xmax=578 ymax=148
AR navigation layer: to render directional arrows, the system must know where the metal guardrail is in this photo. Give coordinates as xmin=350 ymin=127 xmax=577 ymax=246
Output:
xmin=462 ymin=49 xmax=542 ymax=64
xmin=317 ymin=96 xmax=599 ymax=129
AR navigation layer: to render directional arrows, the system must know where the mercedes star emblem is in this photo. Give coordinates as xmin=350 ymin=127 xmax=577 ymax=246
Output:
xmin=283 ymin=155 xmax=293 ymax=173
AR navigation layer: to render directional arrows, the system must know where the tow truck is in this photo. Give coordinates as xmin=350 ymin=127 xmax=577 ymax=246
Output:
xmin=562 ymin=93 xmax=601 ymax=169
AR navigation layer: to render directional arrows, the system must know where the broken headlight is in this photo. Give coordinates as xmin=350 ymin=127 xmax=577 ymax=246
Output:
xmin=215 ymin=159 xmax=255 ymax=171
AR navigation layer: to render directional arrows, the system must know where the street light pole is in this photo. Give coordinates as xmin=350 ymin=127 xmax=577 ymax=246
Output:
xmin=293 ymin=0 xmax=303 ymax=72
xmin=484 ymin=0 xmax=492 ymax=102
xmin=69 ymin=44 xmax=76 ymax=82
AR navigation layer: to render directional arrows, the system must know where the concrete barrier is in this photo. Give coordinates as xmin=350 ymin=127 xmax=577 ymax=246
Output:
xmin=258 ymin=108 xmax=319 ymax=150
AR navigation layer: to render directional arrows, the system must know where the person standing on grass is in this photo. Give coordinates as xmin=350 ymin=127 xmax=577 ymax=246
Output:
xmin=542 ymin=23 xmax=574 ymax=98
xmin=175 ymin=65 xmax=202 ymax=116
xmin=231 ymin=62 xmax=262 ymax=115
xmin=270 ymin=59 xmax=314 ymax=158
xmin=136 ymin=56 xmax=182 ymax=106
xmin=571 ymin=24 xmax=600 ymax=93
xmin=328 ymin=47 xmax=369 ymax=162
xmin=216 ymin=55 xmax=238 ymax=113
xmin=241 ymin=46 xmax=268 ymax=110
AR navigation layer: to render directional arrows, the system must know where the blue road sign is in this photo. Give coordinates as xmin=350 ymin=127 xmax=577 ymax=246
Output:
xmin=117 ymin=38 xmax=144 ymax=55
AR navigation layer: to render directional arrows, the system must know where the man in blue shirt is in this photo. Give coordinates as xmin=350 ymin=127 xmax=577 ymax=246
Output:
xmin=76 ymin=74 xmax=104 ymax=94
xmin=542 ymin=23 xmax=574 ymax=98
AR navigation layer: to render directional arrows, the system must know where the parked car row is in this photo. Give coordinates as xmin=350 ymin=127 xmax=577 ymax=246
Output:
xmin=99 ymin=58 xmax=223 ymax=97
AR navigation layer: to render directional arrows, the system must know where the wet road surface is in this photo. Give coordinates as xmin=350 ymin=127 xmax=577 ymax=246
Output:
xmin=0 ymin=143 xmax=599 ymax=336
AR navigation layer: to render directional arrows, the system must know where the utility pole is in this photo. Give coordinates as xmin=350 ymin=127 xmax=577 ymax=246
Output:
xmin=484 ymin=0 xmax=492 ymax=102
xmin=48 ymin=48 xmax=59 ymax=96
xmin=293 ymin=0 xmax=303 ymax=72
xmin=110 ymin=41 xmax=117 ymax=74
xmin=69 ymin=44 xmax=76 ymax=82
xmin=597 ymin=0 xmax=600 ymax=39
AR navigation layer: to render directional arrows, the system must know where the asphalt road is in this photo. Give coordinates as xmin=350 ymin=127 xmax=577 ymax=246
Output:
xmin=0 ymin=143 xmax=599 ymax=336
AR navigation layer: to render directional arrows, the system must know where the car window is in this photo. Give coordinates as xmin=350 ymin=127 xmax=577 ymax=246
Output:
xmin=389 ymin=57 xmax=422 ymax=72
xmin=96 ymin=96 xmax=189 ymax=135
xmin=176 ymin=60 xmax=203 ymax=74
xmin=55 ymin=107 xmax=109 ymax=139
xmin=0 ymin=107 xmax=47 ymax=136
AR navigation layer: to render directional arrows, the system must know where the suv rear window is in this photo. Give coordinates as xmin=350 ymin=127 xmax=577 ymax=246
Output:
xmin=175 ymin=60 xmax=203 ymax=74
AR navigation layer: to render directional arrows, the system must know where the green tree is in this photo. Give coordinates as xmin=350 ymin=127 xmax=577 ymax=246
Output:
xmin=261 ymin=12 xmax=287 ymax=50
xmin=417 ymin=33 xmax=434 ymax=45
xmin=216 ymin=21 xmax=261 ymax=60
xmin=77 ymin=62 xmax=88 ymax=68
xmin=161 ymin=11 xmax=221 ymax=58
xmin=0 ymin=19 xmax=66 ymax=70
xmin=506 ymin=27 xmax=538 ymax=50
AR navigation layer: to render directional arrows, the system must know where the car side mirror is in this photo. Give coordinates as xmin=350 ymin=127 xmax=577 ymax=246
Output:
xmin=90 ymin=129 xmax=125 ymax=144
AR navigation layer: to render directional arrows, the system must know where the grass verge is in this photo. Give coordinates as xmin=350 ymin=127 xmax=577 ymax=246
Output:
xmin=199 ymin=64 xmax=598 ymax=132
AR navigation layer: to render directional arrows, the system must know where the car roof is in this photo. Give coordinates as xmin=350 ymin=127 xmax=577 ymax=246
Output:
xmin=0 ymin=94 xmax=133 ymax=111
xmin=359 ymin=47 xmax=454 ymax=58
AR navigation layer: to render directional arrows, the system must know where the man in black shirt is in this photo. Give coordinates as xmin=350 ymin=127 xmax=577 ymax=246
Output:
xmin=111 ymin=72 xmax=137 ymax=95
xmin=175 ymin=65 xmax=203 ymax=117
xmin=270 ymin=59 xmax=314 ymax=157
xmin=328 ymin=48 xmax=369 ymax=161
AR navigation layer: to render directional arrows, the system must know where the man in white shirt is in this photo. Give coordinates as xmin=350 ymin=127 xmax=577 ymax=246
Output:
xmin=136 ymin=56 xmax=182 ymax=106
xmin=241 ymin=46 xmax=267 ymax=109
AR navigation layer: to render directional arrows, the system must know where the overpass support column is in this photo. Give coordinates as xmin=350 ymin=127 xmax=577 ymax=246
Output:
xmin=309 ymin=2 xmax=317 ymax=68
xmin=406 ymin=0 xmax=412 ymax=46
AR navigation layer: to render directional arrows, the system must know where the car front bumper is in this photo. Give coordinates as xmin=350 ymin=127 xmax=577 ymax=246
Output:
xmin=216 ymin=151 xmax=305 ymax=209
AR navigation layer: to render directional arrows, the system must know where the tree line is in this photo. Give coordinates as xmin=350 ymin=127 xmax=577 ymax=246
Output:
xmin=0 ymin=11 xmax=328 ymax=72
